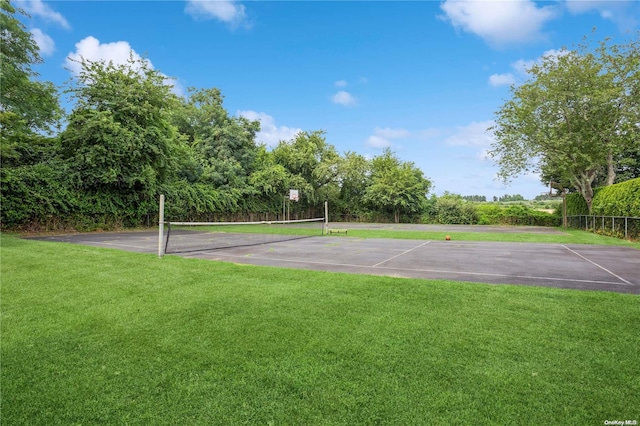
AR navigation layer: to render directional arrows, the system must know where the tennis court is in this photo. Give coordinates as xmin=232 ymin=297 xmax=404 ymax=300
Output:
xmin=30 ymin=224 xmax=639 ymax=294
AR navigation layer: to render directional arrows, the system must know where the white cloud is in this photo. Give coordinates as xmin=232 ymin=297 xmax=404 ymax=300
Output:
xmin=367 ymin=135 xmax=391 ymax=149
xmin=30 ymin=28 xmax=54 ymax=56
xmin=512 ymin=58 xmax=537 ymax=75
xmin=237 ymin=110 xmax=302 ymax=147
xmin=65 ymin=36 xmax=183 ymax=96
xmin=540 ymin=48 xmax=570 ymax=62
xmin=185 ymin=0 xmax=248 ymax=27
xmin=517 ymin=49 xmax=569 ymax=74
xmin=445 ymin=120 xmax=495 ymax=148
xmin=495 ymin=48 xmax=570 ymax=87
xmin=66 ymin=36 xmax=150 ymax=76
xmin=417 ymin=128 xmax=442 ymax=139
xmin=166 ymin=78 xmax=186 ymax=97
xmin=439 ymin=0 xmax=558 ymax=47
xmin=332 ymin=91 xmax=356 ymax=107
xmin=19 ymin=0 xmax=70 ymax=29
xmin=564 ymin=0 xmax=638 ymax=29
xmin=334 ymin=80 xmax=348 ymax=87
xmin=366 ymin=126 xmax=410 ymax=148
xmin=374 ymin=127 xmax=411 ymax=139
xmin=488 ymin=73 xmax=515 ymax=87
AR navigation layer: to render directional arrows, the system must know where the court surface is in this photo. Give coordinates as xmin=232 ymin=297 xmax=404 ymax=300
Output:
xmin=29 ymin=225 xmax=640 ymax=294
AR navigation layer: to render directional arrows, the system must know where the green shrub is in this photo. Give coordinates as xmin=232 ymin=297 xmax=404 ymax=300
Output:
xmin=566 ymin=178 xmax=640 ymax=217
xmin=566 ymin=193 xmax=589 ymax=216
xmin=476 ymin=204 xmax=503 ymax=225
xmin=476 ymin=203 xmax=559 ymax=226
xmin=434 ymin=197 xmax=478 ymax=224
xmin=592 ymin=178 xmax=640 ymax=217
xmin=0 ymin=161 xmax=79 ymax=229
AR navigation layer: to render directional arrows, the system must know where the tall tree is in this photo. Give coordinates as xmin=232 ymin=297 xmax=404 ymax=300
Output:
xmin=335 ymin=151 xmax=371 ymax=217
xmin=0 ymin=0 xmax=61 ymax=166
xmin=363 ymin=148 xmax=432 ymax=223
xmin=596 ymin=35 xmax=640 ymax=184
xmin=170 ymin=88 xmax=260 ymax=191
xmin=272 ymin=130 xmax=341 ymax=206
xmin=60 ymin=55 xmax=179 ymax=200
xmin=489 ymin=33 xmax=640 ymax=212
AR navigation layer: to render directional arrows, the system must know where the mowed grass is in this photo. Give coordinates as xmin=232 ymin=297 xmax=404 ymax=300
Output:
xmin=180 ymin=222 xmax=640 ymax=248
xmin=341 ymin=227 xmax=640 ymax=248
xmin=2 ymin=234 xmax=639 ymax=425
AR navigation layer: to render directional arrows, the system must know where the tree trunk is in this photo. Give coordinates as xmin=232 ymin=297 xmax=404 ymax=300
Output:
xmin=607 ymin=150 xmax=616 ymax=185
xmin=573 ymin=170 xmax=597 ymax=214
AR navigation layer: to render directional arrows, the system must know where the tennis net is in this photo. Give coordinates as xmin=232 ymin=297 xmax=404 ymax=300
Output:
xmin=163 ymin=217 xmax=326 ymax=254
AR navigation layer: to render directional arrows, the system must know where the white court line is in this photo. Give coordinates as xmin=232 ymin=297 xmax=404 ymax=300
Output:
xmin=562 ymin=245 xmax=632 ymax=285
xmin=372 ymin=241 xmax=431 ymax=267
xmin=199 ymin=252 xmax=630 ymax=286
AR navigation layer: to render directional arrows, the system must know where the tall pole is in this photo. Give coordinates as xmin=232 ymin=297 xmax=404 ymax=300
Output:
xmin=158 ymin=194 xmax=165 ymax=258
xmin=324 ymin=201 xmax=329 ymax=235
xmin=562 ymin=191 xmax=567 ymax=228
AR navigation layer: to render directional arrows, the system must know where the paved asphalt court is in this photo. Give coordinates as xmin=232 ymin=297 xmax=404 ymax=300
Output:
xmin=30 ymin=224 xmax=640 ymax=294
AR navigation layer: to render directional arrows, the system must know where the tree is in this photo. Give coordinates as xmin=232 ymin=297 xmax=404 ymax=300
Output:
xmin=595 ymin=34 xmax=640 ymax=184
xmin=335 ymin=151 xmax=371 ymax=216
xmin=363 ymin=148 xmax=432 ymax=223
xmin=462 ymin=195 xmax=487 ymax=202
xmin=247 ymin=146 xmax=292 ymax=212
xmin=0 ymin=0 xmax=61 ymax=166
xmin=272 ymin=130 xmax=341 ymax=206
xmin=489 ymin=33 xmax=640 ymax=212
xmin=171 ymin=88 xmax=260 ymax=190
xmin=60 ymin=55 xmax=179 ymax=205
xmin=497 ymin=194 xmax=525 ymax=202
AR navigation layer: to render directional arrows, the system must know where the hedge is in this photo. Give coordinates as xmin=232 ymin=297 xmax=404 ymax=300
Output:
xmin=566 ymin=178 xmax=640 ymax=217
xmin=591 ymin=178 xmax=640 ymax=217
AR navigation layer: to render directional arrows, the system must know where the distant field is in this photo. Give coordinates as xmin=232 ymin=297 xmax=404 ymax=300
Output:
xmin=2 ymin=233 xmax=638 ymax=424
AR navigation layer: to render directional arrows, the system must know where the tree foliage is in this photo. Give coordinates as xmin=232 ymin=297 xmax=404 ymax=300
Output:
xmin=1 ymin=9 xmax=438 ymax=229
xmin=171 ymin=88 xmax=261 ymax=191
xmin=0 ymin=0 xmax=61 ymax=166
xmin=490 ymin=32 xmax=640 ymax=213
xmin=61 ymin=56 xmax=179 ymax=196
xmin=363 ymin=148 xmax=432 ymax=223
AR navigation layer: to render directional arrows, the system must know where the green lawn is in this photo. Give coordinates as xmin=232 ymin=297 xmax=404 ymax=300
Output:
xmin=180 ymin=223 xmax=640 ymax=248
xmin=336 ymin=227 xmax=640 ymax=248
xmin=2 ymin=233 xmax=639 ymax=425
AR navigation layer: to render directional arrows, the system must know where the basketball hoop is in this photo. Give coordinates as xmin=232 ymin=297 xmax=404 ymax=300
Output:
xmin=289 ymin=189 xmax=299 ymax=202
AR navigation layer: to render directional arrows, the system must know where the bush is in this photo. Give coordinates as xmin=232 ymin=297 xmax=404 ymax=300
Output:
xmin=566 ymin=192 xmax=590 ymax=216
xmin=0 ymin=161 xmax=79 ymax=230
xmin=500 ymin=205 xmax=560 ymax=226
xmin=591 ymin=178 xmax=640 ymax=217
xmin=566 ymin=178 xmax=640 ymax=217
xmin=476 ymin=203 xmax=560 ymax=226
xmin=434 ymin=197 xmax=478 ymax=224
xmin=476 ymin=204 xmax=503 ymax=225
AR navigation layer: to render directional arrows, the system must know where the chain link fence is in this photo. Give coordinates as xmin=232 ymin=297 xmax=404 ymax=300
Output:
xmin=566 ymin=215 xmax=640 ymax=240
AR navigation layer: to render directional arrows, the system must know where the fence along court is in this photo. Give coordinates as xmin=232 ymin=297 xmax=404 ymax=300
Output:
xmin=567 ymin=215 xmax=640 ymax=240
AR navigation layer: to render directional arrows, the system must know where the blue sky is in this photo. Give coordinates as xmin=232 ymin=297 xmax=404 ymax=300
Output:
xmin=17 ymin=0 xmax=640 ymax=199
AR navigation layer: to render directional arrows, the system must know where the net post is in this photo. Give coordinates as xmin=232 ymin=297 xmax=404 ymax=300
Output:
xmin=158 ymin=194 xmax=165 ymax=258
xmin=324 ymin=201 xmax=329 ymax=235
